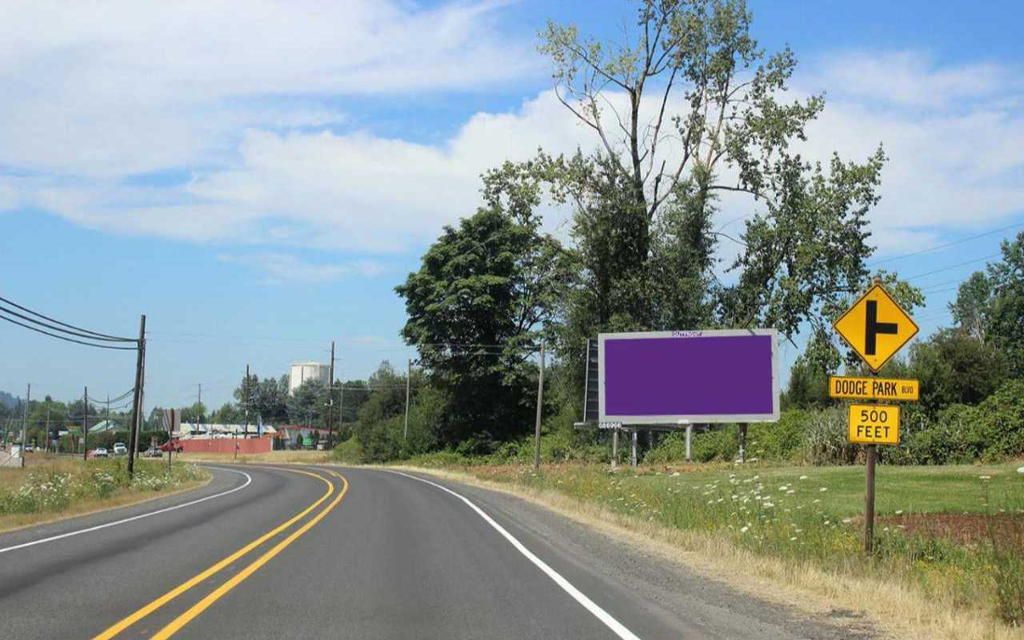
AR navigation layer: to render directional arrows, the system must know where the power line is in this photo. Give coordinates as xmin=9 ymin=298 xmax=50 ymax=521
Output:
xmin=0 ymin=312 xmax=138 ymax=350
xmin=0 ymin=303 xmax=134 ymax=343
xmin=905 ymin=253 xmax=1001 ymax=282
xmin=0 ymin=295 xmax=136 ymax=342
xmin=868 ymin=221 xmax=1024 ymax=266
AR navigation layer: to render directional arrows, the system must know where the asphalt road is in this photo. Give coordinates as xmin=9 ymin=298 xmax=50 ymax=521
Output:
xmin=0 ymin=465 xmax=874 ymax=639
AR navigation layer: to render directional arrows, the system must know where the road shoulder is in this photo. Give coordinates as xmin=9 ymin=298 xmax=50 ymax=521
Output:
xmin=363 ymin=465 xmax=882 ymax=640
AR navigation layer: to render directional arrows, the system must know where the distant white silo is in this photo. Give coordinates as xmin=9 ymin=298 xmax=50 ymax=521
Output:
xmin=289 ymin=361 xmax=330 ymax=395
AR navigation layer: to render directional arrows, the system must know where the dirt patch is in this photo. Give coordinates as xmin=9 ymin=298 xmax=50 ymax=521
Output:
xmin=882 ymin=513 xmax=1024 ymax=550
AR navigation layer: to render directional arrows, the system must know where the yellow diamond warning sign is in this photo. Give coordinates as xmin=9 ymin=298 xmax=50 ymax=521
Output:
xmin=834 ymin=283 xmax=919 ymax=372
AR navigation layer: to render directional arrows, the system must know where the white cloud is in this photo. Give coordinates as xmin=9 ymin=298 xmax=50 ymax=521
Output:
xmin=796 ymin=53 xmax=1024 ymax=253
xmin=813 ymin=50 xmax=1011 ymax=109
xmin=0 ymin=0 xmax=538 ymax=178
xmin=216 ymin=252 xmax=376 ymax=284
xmin=3 ymin=38 xmax=1023 ymax=264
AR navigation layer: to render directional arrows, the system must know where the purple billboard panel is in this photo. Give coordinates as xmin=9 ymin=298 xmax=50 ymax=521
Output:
xmin=599 ymin=330 xmax=780 ymax=424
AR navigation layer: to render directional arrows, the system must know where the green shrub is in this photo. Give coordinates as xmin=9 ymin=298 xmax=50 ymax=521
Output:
xmin=749 ymin=410 xmax=808 ymax=461
xmin=643 ymin=432 xmax=689 ymax=464
xmin=691 ymin=426 xmax=738 ymax=462
xmin=800 ymin=407 xmax=853 ymax=465
xmin=974 ymin=380 xmax=1024 ymax=459
xmin=331 ymin=436 xmax=362 ymax=464
xmin=406 ymin=450 xmax=469 ymax=468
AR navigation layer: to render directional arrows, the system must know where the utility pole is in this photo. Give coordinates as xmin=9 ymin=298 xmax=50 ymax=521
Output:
xmin=20 ymin=383 xmax=30 ymax=454
xmin=45 ymin=405 xmax=51 ymax=453
xmin=106 ymin=393 xmax=111 ymax=436
xmin=197 ymin=382 xmax=203 ymax=431
xmin=127 ymin=314 xmax=146 ymax=477
xmin=338 ymin=382 xmax=344 ymax=437
xmin=243 ymin=365 xmax=250 ymax=440
xmin=403 ymin=359 xmax=411 ymax=440
xmin=533 ymin=343 xmax=545 ymax=470
xmin=82 ymin=387 xmax=89 ymax=463
xmin=326 ymin=341 xmax=335 ymax=447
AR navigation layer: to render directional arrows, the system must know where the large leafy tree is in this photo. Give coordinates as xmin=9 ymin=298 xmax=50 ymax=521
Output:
xmin=986 ymin=232 xmax=1024 ymax=377
xmin=536 ymin=0 xmax=895 ymax=394
xmin=287 ymin=379 xmax=326 ymax=427
xmin=944 ymin=233 xmax=1024 ymax=377
xmin=949 ymin=271 xmax=992 ymax=342
xmin=910 ymin=329 xmax=1009 ymax=414
xmin=396 ymin=178 xmax=566 ymax=445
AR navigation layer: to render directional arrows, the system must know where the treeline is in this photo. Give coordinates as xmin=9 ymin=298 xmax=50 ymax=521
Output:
xmin=334 ymin=0 xmax=934 ymax=464
xmin=335 ymin=2 xmax=1024 ymax=467
xmin=147 ymin=373 xmax=373 ymax=433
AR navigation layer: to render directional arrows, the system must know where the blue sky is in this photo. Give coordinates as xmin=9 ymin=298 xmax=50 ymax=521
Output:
xmin=2 ymin=0 xmax=1023 ymax=412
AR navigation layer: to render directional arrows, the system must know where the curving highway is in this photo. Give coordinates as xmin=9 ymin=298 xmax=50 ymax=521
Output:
xmin=0 ymin=465 xmax=872 ymax=639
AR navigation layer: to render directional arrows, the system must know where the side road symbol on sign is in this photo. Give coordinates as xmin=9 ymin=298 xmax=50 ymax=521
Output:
xmin=834 ymin=283 xmax=919 ymax=372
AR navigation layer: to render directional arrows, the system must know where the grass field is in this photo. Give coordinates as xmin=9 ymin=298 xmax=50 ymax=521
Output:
xmin=0 ymin=454 xmax=208 ymax=533
xmin=406 ymin=457 xmax=1024 ymax=638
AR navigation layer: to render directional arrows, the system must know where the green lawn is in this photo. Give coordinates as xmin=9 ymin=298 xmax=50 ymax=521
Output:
xmin=661 ymin=462 xmax=1023 ymax=517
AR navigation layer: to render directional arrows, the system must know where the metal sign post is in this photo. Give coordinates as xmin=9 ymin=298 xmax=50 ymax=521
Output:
xmin=611 ymin=427 xmax=618 ymax=469
xmin=834 ymin=282 xmax=918 ymax=554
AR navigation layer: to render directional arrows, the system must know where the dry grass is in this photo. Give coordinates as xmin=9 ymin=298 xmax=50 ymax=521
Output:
xmin=177 ymin=450 xmax=329 ymax=464
xmin=0 ymin=479 xmax=208 ymax=534
xmin=392 ymin=465 xmax=1024 ymax=640
xmin=0 ymin=455 xmax=81 ymax=490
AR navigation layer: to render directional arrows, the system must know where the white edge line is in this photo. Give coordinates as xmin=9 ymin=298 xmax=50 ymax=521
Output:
xmin=0 ymin=467 xmax=252 ymax=555
xmin=387 ymin=470 xmax=642 ymax=640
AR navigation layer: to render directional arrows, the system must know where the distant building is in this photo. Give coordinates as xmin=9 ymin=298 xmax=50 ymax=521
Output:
xmin=288 ymin=361 xmax=330 ymax=394
xmin=178 ymin=423 xmax=278 ymax=438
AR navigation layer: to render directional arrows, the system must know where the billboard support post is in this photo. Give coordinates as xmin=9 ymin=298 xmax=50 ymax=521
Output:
xmin=611 ymin=428 xmax=618 ymax=469
xmin=630 ymin=429 xmax=638 ymax=468
xmin=685 ymin=425 xmax=692 ymax=461
xmin=738 ymin=423 xmax=748 ymax=463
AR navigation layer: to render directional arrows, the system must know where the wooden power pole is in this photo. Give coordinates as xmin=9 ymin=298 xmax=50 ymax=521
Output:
xmin=326 ymin=341 xmax=336 ymax=446
xmin=127 ymin=314 xmax=146 ymax=477
xmin=533 ymin=343 xmax=545 ymax=469
xmin=82 ymin=387 xmax=89 ymax=463
xmin=403 ymin=359 xmax=411 ymax=441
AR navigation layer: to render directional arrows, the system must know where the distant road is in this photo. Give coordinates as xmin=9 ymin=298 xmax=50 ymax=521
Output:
xmin=0 ymin=465 xmax=871 ymax=639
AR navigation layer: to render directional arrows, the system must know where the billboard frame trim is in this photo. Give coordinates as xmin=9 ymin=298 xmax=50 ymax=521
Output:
xmin=598 ymin=329 xmax=781 ymax=425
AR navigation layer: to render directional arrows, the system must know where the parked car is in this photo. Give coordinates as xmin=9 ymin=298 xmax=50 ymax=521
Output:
xmin=23 ymin=444 xmax=34 ymax=453
xmin=142 ymin=447 xmax=163 ymax=458
xmin=93 ymin=447 xmax=109 ymax=458
xmin=113 ymin=442 xmax=127 ymax=456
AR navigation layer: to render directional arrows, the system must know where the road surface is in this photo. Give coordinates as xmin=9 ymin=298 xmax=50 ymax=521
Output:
xmin=0 ymin=465 xmax=874 ymax=639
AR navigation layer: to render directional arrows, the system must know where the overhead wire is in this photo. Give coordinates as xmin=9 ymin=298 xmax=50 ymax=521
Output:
xmin=868 ymin=221 xmax=1024 ymax=266
xmin=0 ymin=295 xmax=136 ymax=342
xmin=904 ymin=253 xmax=1001 ymax=282
xmin=0 ymin=303 xmax=134 ymax=343
xmin=0 ymin=313 xmax=138 ymax=350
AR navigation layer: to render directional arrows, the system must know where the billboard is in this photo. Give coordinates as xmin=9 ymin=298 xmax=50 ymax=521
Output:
xmin=599 ymin=329 xmax=780 ymax=424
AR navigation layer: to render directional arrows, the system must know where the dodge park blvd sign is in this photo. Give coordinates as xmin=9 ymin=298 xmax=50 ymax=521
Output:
xmin=829 ymin=376 xmax=919 ymax=401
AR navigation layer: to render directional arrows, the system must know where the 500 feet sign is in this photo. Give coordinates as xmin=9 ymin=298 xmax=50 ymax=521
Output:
xmin=848 ymin=404 xmax=900 ymax=445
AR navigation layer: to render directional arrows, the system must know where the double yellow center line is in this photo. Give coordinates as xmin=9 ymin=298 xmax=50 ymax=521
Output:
xmin=94 ymin=467 xmax=348 ymax=640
